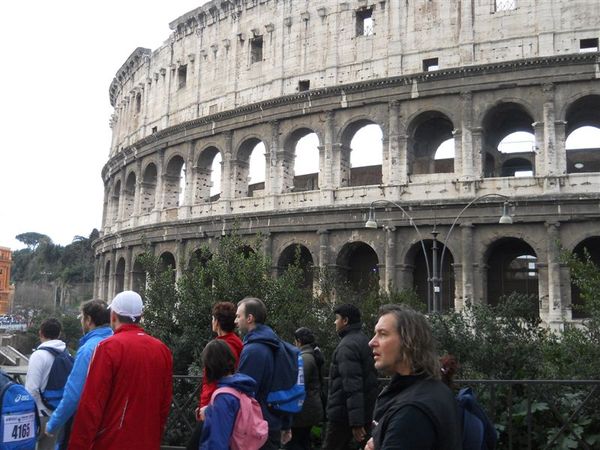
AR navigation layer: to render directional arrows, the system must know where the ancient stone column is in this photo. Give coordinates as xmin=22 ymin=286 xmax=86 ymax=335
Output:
xmin=459 ymin=223 xmax=474 ymax=310
xmin=546 ymin=222 xmax=563 ymax=322
xmin=532 ymin=122 xmax=546 ymax=177
xmin=124 ymin=246 xmax=133 ymax=290
xmin=385 ymin=100 xmax=401 ymax=186
xmin=155 ymin=149 xmax=166 ymax=212
xmin=459 ymin=91 xmax=474 ymax=180
xmin=554 ymin=120 xmax=567 ymax=175
xmin=542 ymin=83 xmax=557 ymax=176
xmin=320 ymin=112 xmax=335 ymax=203
xmin=384 ymin=226 xmax=397 ymax=291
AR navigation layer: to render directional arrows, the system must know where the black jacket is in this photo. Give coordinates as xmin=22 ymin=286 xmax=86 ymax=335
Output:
xmin=326 ymin=322 xmax=378 ymax=426
xmin=372 ymin=374 xmax=462 ymax=450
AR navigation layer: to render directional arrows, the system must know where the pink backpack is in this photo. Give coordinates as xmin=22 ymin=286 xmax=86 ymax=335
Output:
xmin=210 ymin=386 xmax=269 ymax=450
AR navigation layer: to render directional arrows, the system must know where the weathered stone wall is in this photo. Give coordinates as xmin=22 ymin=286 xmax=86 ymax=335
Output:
xmin=108 ymin=0 xmax=600 ymax=156
xmin=96 ymin=0 xmax=600 ymax=328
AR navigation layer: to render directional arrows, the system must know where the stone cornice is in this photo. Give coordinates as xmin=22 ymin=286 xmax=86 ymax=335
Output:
xmin=109 ymin=47 xmax=152 ymax=108
xmin=102 ymin=52 xmax=597 ymax=180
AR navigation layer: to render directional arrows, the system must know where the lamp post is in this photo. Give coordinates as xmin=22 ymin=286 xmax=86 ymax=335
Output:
xmin=365 ymin=194 xmax=513 ymax=313
xmin=365 ymin=199 xmax=433 ymax=311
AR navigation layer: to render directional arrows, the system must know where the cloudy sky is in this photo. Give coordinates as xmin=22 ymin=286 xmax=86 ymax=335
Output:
xmin=0 ymin=1 xmax=207 ymax=250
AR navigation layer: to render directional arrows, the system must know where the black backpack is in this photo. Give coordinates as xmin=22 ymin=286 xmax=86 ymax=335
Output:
xmin=38 ymin=348 xmax=74 ymax=410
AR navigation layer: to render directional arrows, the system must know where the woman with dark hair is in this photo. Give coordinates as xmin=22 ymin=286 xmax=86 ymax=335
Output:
xmin=187 ymin=302 xmax=244 ymax=450
xmin=199 ymin=339 xmax=261 ymax=449
xmin=285 ymin=327 xmax=324 ymax=450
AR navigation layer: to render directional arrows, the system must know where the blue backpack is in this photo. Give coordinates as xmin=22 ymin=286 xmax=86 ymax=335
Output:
xmin=38 ymin=348 xmax=74 ymax=410
xmin=457 ymin=387 xmax=497 ymax=450
xmin=267 ymin=340 xmax=305 ymax=414
xmin=0 ymin=370 xmax=37 ymax=450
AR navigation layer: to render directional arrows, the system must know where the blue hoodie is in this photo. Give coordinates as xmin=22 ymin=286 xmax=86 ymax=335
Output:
xmin=200 ymin=372 xmax=257 ymax=450
xmin=238 ymin=324 xmax=291 ymax=432
xmin=46 ymin=325 xmax=113 ymax=434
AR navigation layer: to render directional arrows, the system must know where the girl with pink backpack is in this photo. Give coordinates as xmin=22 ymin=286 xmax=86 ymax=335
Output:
xmin=199 ymin=340 xmax=268 ymax=450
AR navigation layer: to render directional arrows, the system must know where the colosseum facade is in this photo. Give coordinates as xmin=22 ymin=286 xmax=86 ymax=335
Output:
xmin=95 ymin=0 xmax=600 ymax=327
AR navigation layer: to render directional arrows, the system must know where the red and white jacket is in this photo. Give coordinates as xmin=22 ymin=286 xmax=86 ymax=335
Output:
xmin=68 ymin=324 xmax=173 ymax=450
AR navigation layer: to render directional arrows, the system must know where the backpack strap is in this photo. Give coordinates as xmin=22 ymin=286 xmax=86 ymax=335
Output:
xmin=37 ymin=347 xmax=61 ymax=357
xmin=210 ymin=386 xmax=243 ymax=403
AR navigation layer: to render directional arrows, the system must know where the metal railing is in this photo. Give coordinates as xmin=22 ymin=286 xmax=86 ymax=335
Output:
xmin=164 ymin=377 xmax=600 ymax=449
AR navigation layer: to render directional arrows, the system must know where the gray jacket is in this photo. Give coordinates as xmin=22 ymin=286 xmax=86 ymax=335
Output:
xmin=292 ymin=344 xmax=324 ymax=428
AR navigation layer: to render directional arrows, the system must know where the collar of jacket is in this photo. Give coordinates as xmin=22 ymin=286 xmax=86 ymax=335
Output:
xmin=79 ymin=324 xmax=113 ymax=346
xmin=337 ymin=321 xmax=362 ymax=338
xmin=114 ymin=323 xmax=144 ymax=335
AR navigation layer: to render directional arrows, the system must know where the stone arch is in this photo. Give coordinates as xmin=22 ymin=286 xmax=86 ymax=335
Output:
xmin=164 ymin=155 xmax=186 ymax=209
xmin=141 ymin=163 xmax=158 ymax=214
xmin=115 ymin=257 xmax=126 ymax=294
xmin=159 ymin=251 xmax=177 ymax=283
xmin=564 ymin=94 xmax=600 ymax=174
xmin=481 ymin=101 xmax=537 ymax=178
xmin=234 ymin=136 xmax=268 ymax=197
xmin=338 ymin=118 xmax=385 ymax=187
xmin=570 ymin=237 xmax=600 ymax=318
xmin=111 ymin=179 xmax=122 ymax=223
xmin=277 ymin=244 xmax=315 ymax=289
xmin=282 ymin=127 xmax=321 ymax=193
xmin=103 ymin=260 xmax=111 ymax=300
xmin=188 ymin=247 xmax=213 ymax=270
xmin=485 ymin=237 xmax=539 ymax=310
xmin=131 ymin=257 xmax=146 ymax=294
xmin=336 ymin=241 xmax=379 ymax=293
xmin=501 ymin=157 xmax=534 ymax=177
xmin=123 ymin=171 xmax=137 ymax=218
xmin=195 ymin=146 xmax=223 ymax=202
xmin=406 ymin=110 xmax=456 ymax=175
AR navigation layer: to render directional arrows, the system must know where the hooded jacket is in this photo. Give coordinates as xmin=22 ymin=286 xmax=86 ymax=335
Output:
xmin=238 ymin=324 xmax=291 ymax=431
xmin=25 ymin=339 xmax=67 ymax=417
xmin=200 ymin=372 xmax=257 ymax=450
xmin=68 ymin=324 xmax=173 ymax=450
xmin=46 ymin=325 xmax=113 ymax=434
xmin=326 ymin=322 xmax=378 ymax=427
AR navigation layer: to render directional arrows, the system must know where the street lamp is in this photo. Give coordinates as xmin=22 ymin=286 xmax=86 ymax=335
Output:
xmin=365 ymin=194 xmax=513 ymax=313
xmin=365 ymin=199 xmax=433 ymax=311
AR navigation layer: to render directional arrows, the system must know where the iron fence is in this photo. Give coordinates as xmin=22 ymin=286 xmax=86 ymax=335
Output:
xmin=164 ymin=377 xmax=600 ymax=449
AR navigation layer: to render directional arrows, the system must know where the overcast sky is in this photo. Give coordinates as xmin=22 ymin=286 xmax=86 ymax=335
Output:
xmin=0 ymin=1 xmax=207 ymax=251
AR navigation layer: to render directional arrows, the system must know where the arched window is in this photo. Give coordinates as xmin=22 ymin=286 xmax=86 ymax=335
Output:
xmin=570 ymin=237 xmax=600 ymax=318
xmin=235 ymin=139 xmax=266 ymax=197
xmin=141 ymin=164 xmax=157 ymax=214
xmin=487 ymin=238 xmax=538 ymax=310
xmin=284 ymin=130 xmax=319 ymax=192
xmin=565 ymin=94 xmax=600 ymax=173
xmin=336 ymin=242 xmax=379 ymax=293
xmin=483 ymin=104 xmax=536 ymax=178
xmin=409 ymin=112 xmax=455 ymax=175
xmin=123 ymin=172 xmax=136 ymax=218
xmin=115 ymin=258 xmax=126 ymax=294
xmin=195 ymin=147 xmax=222 ymax=203
xmin=164 ymin=156 xmax=185 ymax=208
xmin=277 ymin=244 xmax=314 ymax=289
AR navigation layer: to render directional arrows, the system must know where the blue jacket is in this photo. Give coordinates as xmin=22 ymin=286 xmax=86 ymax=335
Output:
xmin=238 ymin=324 xmax=291 ymax=432
xmin=200 ymin=372 xmax=257 ymax=450
xmin=46 ymin=325 xmax=113 ymax=433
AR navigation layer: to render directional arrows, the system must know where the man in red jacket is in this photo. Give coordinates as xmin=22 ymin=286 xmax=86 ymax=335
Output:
xmin=68 ymin=291 xmax=173 ymax=450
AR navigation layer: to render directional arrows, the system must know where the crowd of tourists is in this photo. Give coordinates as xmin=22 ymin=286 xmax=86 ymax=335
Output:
xmin=14 ymin=291 xmax=497 ymax=450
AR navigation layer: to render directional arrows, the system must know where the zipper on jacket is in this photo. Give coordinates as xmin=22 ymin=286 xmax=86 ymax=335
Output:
xmin=119 ymin=398 xmax=129 ymax=428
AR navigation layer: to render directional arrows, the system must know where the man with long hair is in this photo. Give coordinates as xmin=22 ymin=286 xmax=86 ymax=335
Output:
xmin=366 ymin=304 xmax=461 ymax=449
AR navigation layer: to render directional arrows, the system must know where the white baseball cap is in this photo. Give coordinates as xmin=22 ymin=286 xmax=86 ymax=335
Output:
xmin=108 ymin=291 xmax=143 ymax=321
